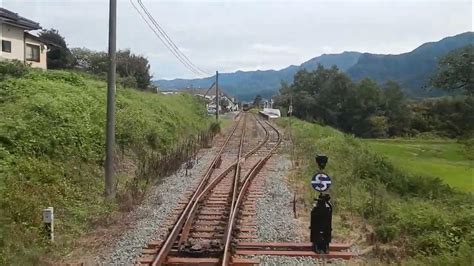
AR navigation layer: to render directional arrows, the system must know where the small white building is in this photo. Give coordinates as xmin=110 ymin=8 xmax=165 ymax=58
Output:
xmin=180 ymin=88 xmax=239 ymax=113
xmin=0 ymin=8 xmax=48 ymax=69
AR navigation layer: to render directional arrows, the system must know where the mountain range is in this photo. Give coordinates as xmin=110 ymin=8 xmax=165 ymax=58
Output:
xmin=154 ymin=32 xmax=473 ymax=101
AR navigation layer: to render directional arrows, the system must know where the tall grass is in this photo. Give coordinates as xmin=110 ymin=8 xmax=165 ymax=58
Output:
xmin=277 ymin=117 xmax=473 ymax=264
xmin=0 ymin=67 xmax=212 ymax=264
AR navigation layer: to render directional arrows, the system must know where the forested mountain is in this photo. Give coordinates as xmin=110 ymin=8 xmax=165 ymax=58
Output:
xmin=155 ymin=32 xmax=473 ymax=100
xmin=155 ymin=52 xmax=362 ymax=101
xmin=346 ymin=32 xmax=474 ymax=97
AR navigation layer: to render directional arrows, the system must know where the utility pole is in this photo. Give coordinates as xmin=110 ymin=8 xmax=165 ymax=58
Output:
xmin=289 ymin=94 xmax=294 ymax=165
xmin=105 ymin=0 xmax=117 ymax=200
xmin=215 ymin=71 xmax=219 ymax=121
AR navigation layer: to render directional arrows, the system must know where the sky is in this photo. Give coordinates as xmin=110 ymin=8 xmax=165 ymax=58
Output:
xmin=2 ymin=0 xmax=473 ymax=80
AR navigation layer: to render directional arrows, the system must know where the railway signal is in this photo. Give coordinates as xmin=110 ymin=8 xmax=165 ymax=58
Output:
xmin=310 ymin=154 xmax=333 ymax=254
xmin=311 ymin=173 xmax=332 ymax=192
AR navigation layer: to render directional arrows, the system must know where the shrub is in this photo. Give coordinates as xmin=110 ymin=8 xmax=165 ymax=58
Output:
xmin=375 ymin=225 xmax=399 ymax=243
xmin=210 ymin=121 xmax=221 ymax=135
xmin=0 ymin=60 xmax=29 ymax=80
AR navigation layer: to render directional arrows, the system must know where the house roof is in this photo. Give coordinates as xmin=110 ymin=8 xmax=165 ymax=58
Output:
xmin=0 ymin=8 xmax=41 ymax=30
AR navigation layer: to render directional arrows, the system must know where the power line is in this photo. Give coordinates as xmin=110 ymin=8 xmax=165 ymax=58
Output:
xmin=131 ymin=0 xmax=204 ymax=76
xmin=130 ymin=0 xmax=202 ymax=76
xmin=137 ymin=0 xmax=211 ymax=76
xmin=130 ymin=0 xmax=211 ymax=77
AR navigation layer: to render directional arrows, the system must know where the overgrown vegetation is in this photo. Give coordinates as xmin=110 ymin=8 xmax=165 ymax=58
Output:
xmin=278 ymin=118 xmax=473 ymax=264
xmin=71 ymin=48 xmax=153 ymax=91
xmin=0 ymin=62 xmax=212 ymax=264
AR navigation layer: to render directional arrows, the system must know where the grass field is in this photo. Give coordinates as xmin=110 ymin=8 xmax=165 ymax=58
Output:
xmin=364 ymin=139 xmax=473 ymax=192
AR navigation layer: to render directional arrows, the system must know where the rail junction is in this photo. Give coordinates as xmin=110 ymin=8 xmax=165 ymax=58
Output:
xmin=137 ymin=112 xmax=355 ymax=265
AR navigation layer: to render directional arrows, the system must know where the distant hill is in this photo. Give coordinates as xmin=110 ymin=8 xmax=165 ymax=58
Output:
xmin=155 ymin=32 xmax=473 ymax=100
xmin=346 ymin=32 xmax=474 ymax=97
xmin=155 ymin=52 xmax=362 ymax=101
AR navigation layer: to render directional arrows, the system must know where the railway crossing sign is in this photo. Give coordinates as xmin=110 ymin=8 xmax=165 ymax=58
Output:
xmin=311 ymin=172 xmax=332 ymax=192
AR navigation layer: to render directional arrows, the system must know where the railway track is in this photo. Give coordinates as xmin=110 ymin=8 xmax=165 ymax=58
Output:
xmin=138 ymin=112 xmax=281 ymax=265
xmin=137 ymin=112 xmax=355 ymax=265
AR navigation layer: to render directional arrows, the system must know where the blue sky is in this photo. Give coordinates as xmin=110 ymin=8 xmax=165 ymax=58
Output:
xmin=3 ymin=0 xmax=472 ymax=79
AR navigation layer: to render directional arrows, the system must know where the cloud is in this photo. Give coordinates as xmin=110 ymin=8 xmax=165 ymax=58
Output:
xmin=321 ymin=46 xmax=334 ymax=53
xmin=251 ymin=43 xmax=298 ymax=55
xmin=147 ymin=52 xmax=166 ymax=59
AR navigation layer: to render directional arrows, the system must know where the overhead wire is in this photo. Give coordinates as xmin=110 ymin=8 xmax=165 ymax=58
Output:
xmin=129 ymin=0 xmax=202 ymax=76
xmin=137 ymin=0 xmax=212 ymax=76
xmin=130 ymin=0 xmax=211 ymax=77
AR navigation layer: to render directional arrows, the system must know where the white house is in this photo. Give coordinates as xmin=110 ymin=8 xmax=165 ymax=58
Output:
xmin=0 ymin=8 xmax=48 ymax=69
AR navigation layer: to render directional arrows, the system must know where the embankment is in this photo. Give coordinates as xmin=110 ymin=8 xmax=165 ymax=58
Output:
xmin=277 ymin=117 xmax=473 ymax=264
xmin=0 ymin=67 xmax=212 ymax=264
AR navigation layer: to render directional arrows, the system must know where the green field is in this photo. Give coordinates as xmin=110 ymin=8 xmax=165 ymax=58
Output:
xmin=364 ymin=139 xmax=473 ymax=192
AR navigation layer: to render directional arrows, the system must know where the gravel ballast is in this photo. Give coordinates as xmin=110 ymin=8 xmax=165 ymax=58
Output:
xmin=100 ymin=148 xmax=216 ymax=265
xmin=255 ymin=154 xmax=301 ymax=242
xmin=258 ymin=255 xmax=348 ymax=265
xmin=254 ymin=152 xmax=341 ymax=265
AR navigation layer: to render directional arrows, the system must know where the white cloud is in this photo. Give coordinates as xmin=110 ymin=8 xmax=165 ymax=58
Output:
xmin=251 ymin=43 xmax=298 ymax=55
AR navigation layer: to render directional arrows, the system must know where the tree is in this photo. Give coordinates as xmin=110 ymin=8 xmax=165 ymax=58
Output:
xmin=368 ymin=115 xmax=388 ymax=138
xmin=253 ymin=95 xmax=262 ymax=108
xmin=39 ymin=29 xmax=73 ymax=69
xmin=71 ymin=48 xmax=152 ymax=90
xmin=430 ymin=45 xmax=474 ymax=95
xmin=383 ymin=81 xmax=411 ymax=136
xmin=219 ymin=98 xmax=229 ymax=111
xmin=71 ymin=47 xmax=107 ymax=73
xmin=350 ymin=78 xmax=384 ymax=136
xmin=116 ymin=49 xmax=152 ymax=90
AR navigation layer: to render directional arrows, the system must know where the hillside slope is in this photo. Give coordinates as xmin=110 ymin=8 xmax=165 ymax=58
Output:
xmin=0 ymin=68 xmax=211 ymax=264
xmin=155 ymin=32 xmax=472 ymax=100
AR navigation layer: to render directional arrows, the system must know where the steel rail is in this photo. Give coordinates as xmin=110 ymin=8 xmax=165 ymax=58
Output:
xmin=230 ymin=113 xmax=247 ymax=211
xmin=176 ymin=113 xmax=269 ymax=248
xmin=152 ymin=113 xmax=275 ymax=266
xmin=221 ymin=117 xmax=282 ymax=265
xmin=151 ymin=113 xmax=243 ymax=266
xmin=176 ymin=113 xmax=247 ymax=249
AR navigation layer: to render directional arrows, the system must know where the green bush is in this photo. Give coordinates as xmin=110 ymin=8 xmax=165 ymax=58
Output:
xmin=210 ymin=121 xmax=221 ymax=135
xmin=0 ymin=60 xmax=29 ymax=80
xmin=375 ymin=225 xmax=399 ymax=243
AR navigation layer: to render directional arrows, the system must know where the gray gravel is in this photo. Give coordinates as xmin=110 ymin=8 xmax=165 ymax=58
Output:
xmin=254 ymin=151 xmax=347 ymax=265
xmin=99 ymin=148 xmax=216 ymax=265
xmin=256 ymin=154 xmax=301 ymax=242
xmin=258 ymin=255 xmax=348 ymax=265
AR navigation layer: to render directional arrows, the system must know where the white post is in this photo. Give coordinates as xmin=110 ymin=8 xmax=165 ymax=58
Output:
xmin=42 ymin=207 xmax=54 ymax=241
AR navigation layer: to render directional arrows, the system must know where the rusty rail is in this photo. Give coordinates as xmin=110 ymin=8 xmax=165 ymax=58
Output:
xmin=221 ymin=116 xmax=282 ymax=265
xmin=151 ymin=113 xmax=244 ymax=266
